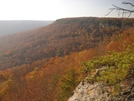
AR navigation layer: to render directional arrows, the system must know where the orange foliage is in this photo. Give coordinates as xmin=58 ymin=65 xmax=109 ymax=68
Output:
xmin=106 ymin=28 xmax=134 ymax=52
xmin=0 ymin=17 xmax=134 ymax=101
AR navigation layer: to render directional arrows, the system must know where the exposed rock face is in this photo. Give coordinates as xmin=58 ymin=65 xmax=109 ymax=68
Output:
xmin=68 ymin=77 xmax=134 ymax=101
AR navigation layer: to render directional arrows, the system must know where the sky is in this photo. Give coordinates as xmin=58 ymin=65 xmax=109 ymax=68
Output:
xmin=0 ymin=0 xmax=134 ymax=20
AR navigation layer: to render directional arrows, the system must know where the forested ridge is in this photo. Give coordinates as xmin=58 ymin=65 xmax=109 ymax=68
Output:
xmin=0 ymin=17 xmax=134 ymax=70
xmin=0 ymin=17 xmax=134 ymax=101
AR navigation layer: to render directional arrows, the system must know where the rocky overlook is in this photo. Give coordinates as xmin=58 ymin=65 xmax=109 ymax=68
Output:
xmin=68 ymin=73 xmax=134 ymax=101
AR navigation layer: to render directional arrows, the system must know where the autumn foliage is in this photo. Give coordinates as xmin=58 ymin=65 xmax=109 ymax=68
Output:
xmin=0 ymin=17 xmax=134 ymax=101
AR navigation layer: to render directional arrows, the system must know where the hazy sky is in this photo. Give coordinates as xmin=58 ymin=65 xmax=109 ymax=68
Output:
xmin=0 ymin=0 xmax=134 ymax=20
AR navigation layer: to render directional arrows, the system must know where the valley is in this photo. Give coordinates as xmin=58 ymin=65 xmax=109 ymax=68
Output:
xmin=0 ymin=20 xmax=53 ymax=35
xmin=0 ymin=17 xmax=134 ymax=101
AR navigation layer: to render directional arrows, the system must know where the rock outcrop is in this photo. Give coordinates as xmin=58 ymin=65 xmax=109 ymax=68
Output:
xmin=68 ymin=77 xmax=134 ymax=101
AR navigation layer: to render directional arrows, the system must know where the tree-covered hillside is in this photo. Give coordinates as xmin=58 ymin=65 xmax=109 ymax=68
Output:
xmin=0 ymin=17 xmax=134 ymax=101
xmin=0 ymin=17 xmax=134 ymax=70
xmin=59 ymin=28 xmax=134 ymax=101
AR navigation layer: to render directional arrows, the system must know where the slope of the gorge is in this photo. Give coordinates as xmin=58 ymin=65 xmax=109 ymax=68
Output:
xmin=0 ymin=48 xmax=99 ymax=101
xmin=0 ymin=17 xmax=134 ymax=70
xmin=0 ymin=17 xmax=133 ymax=101
xmin=68 ymin=28 xmax=134 ymax=101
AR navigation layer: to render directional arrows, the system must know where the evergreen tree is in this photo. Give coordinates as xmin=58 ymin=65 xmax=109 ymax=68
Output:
xmin=59 ymin=67 xmax=79 ymax=101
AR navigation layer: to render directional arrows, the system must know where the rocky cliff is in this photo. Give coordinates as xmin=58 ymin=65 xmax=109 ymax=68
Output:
xmin=68 ymin=76 xmax=134 ymax=101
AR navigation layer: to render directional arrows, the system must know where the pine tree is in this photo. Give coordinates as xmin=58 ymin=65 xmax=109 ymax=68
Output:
xmin=58 ymin=67 xmax=79 ymax=101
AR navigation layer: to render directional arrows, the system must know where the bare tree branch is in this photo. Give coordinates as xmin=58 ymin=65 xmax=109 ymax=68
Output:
xmin=106 ymin=1 xmax=134 ymax=17
xmin=122 ymin=2 xmax=134 ymax=7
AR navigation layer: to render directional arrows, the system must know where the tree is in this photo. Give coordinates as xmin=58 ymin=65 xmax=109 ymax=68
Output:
xmin=106 ymin=1 xmax=134 ymax=17
xmin=81 ymin=43 xmax=134 ymax=100
xmin=58 ymin=67 xmax=79 ymax=101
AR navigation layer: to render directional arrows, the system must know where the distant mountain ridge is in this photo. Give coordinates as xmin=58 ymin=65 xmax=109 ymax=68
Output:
xmin=0 ymin=20 xmax=53 ymax=35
